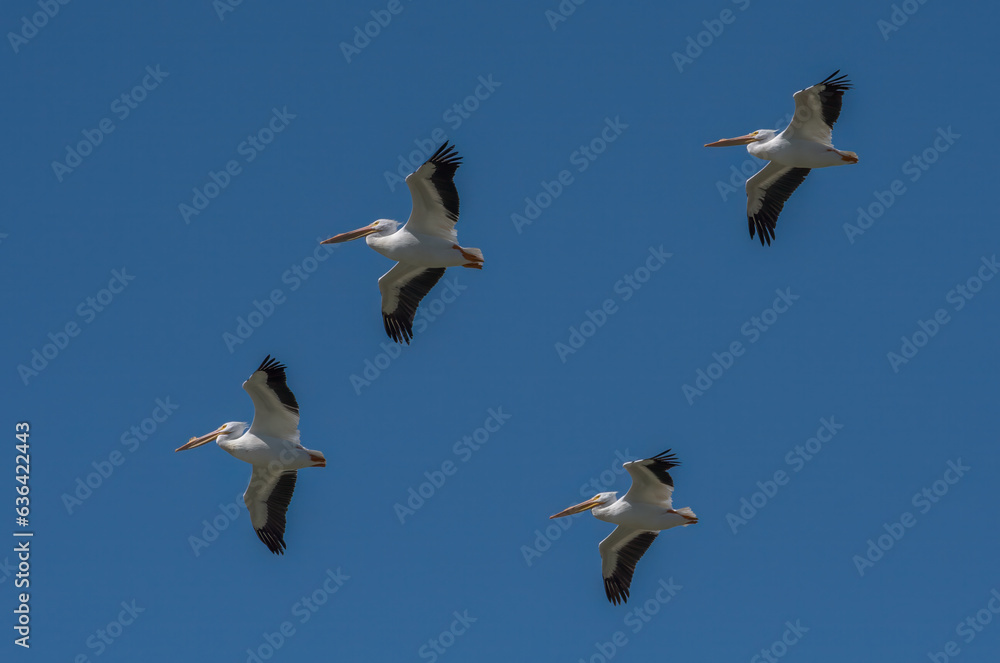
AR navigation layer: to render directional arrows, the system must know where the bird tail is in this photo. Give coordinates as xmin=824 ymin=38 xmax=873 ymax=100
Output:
xmin=675 ymin=507 xmax=698 ymax=524
xmin=460 ymin=246 xmax=484 ymax=268
xmin=308 ymin=451 xmax=326 ymax=468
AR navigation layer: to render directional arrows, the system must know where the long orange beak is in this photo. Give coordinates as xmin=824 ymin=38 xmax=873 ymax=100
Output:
xmin=320 ymin=224 xmax=380 ymax=244
xmin=549 ymin=496 xmax=603 ymax=519
xmin=704 ymin=133 xmax=759 ymax=147
xmin=175 ymin=426 xmax=224 ymax=452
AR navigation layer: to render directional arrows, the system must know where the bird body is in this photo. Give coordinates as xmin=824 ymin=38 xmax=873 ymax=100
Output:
xmin=550 ymin=450 xmax=697 ymax=604
xmin=365 ymin=221 xmax=476 ymax=268
xmin=215 ymin=426 xmax=322 ymax=470
xmin=176 ymin=356 xmax=324 ymax=554
xmin=322 ymin=142 xmax=483 ymax=343
xmin=706 ymin=71 xmax=857 ymax=244
xmin=591 ymin=497 xmax=694 ymax=532
xmin=746 ymin=131 xmax=851 ymax=169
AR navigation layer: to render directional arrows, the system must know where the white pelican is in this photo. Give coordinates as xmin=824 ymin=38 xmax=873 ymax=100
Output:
xmin=175 ymin=356 xmax=325 ymax=554
xmin=321 ymin=142 xmax=483 ymax=344
xmin=550 ymin=450 xmax=697 ymax=605
xmin=705 ymin=71 xmax=858 ymax=245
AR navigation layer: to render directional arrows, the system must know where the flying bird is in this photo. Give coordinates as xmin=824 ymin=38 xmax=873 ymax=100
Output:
xmin=175 ymin=356 xmax=325 ymax=554
xmin=705 ymin=71 xmax=858 ymax=245
xmin=321 ymin=142 xmax=483 ymax=344
xmin=550 ymin=450 xmax=697 ymax=605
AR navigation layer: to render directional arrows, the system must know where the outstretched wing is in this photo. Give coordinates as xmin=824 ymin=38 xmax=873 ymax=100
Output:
xmin=784 ymin=70 xmax=852 ymax=145
xmin=599 ymin=526 xmax=659 ymax=605
xmin=746 ymin=163 xmax=811 ymax=246
xmin=243 ymin=355 xmax=300 ymax=441
xmin=244 ymin=467 xmax=297 ymax=555
xmin=403 ymin=142 xmax=462 ymax=242
xmin=622 ymin=449 xmax=681 ymax=507
xmin=378 ymin=263 xmax=447 ymax=344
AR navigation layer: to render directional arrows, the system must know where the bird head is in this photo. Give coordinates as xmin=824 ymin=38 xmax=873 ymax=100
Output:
xmin=704 ymin=129 xmax=772 ymax=147
xmin=320 ymin=219 xmax=398 ymax=244
xmin=175 ymin=421 xmax=247 ymax=452
xmin=549 ymin=492 xmax=617 ymax=519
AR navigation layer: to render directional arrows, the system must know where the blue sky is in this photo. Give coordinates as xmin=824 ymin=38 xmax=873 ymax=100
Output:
xmin=4 ymin=0 xmax=999 ymax=660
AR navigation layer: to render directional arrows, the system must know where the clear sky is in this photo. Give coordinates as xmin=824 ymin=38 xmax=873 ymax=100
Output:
xmin=4 ymin=1 xmax=999 ymax=661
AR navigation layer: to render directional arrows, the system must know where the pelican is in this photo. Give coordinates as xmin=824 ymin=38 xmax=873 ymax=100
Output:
xmin=705 ymin=71 xmax=858 ymax=245
xmin=321 ymin=142 xmax=483 ymax=344
xmin=550 ymin=450 xmax=697 ymax=605
xmin=175 ymin=356 xmax=325 ymax=554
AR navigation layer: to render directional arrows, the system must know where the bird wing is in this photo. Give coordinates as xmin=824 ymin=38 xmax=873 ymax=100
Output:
xmin=746 ymin=162 xmax=811 ymax=246
xmin=622 ymin=449 xmax=680 ymax=508
xmin=243 ymin=355 xmax=300 ymax=441
xmin=784 ymin=70 xmax=852 ymax=145
xmin=599 ymin=526 xmax=659 ymax=605
xmin=403 ymin=142 xmax=462 ymax=242
xmin=378 ymin=263 xmax=447 ymax=344
xmin=244 ymin=467 xmax=297 ymax=555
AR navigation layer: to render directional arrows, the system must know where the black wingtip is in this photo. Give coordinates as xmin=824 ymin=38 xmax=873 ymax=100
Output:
xmin=748 ymin=167 xmax=810 ymax=248
xmin=603 ymin=531 xmax=659 ymax=605
xmin=428 ymin=141 xmax=462 ymax=167
xmin=253 ymin=355 xmax=299 ymax=414
xmin=383 ymin=313 xmax=413 ymax=345
xmin=604 ymin=577 xmax=628 ymax=605
xmin=749 ymin=216 xmax=773 ymax=246
xmin=256 ymin=354 xmax=287 ymax=374
xmin=818 ymin=70 xmax=852 ymax=91
xmin=256 ymin=528 xmax=286 ymax=555
xmin=648 ymin=449 xmax=680 ymax=466
xmin=381 ymin=267 xmax=446 ymax=345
